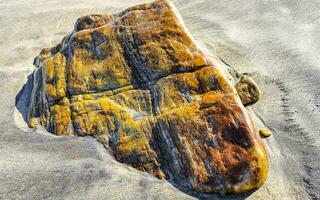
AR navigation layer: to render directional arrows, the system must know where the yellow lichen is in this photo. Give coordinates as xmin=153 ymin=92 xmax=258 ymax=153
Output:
xmin=49 ymin=97 xmax=72 ymax=136
xmin=29 ymin=118 xmax=36 ymax=128
xmin=118 ymin=135 xmax=149 ymax=155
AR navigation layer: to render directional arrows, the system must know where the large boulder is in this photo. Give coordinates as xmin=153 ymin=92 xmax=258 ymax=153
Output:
xmin=27 ymin=0 xmax=268 ymax=194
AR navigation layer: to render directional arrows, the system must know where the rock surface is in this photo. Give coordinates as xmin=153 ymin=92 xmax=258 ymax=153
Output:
xmin=235 ymin=75 xmax=261 ymax=106
xmin=27 ymin=0 xmax=268 ymax=194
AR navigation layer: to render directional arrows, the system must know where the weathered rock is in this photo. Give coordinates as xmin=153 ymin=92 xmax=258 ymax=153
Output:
xmin=235 ymin=75 xmax=261 ymax=106
xmin=26 ymin=0 xmax=268 ymax=194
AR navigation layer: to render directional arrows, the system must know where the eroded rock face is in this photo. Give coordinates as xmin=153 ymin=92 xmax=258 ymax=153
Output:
xmin=27 ymin=0 xmax=268 ymax=194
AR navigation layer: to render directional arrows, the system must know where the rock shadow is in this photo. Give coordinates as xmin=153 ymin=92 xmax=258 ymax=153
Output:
xmin=15 ymin=73 xmax=34 ymax=124
xmin=165 ymin=179 xmax=255 ymax=200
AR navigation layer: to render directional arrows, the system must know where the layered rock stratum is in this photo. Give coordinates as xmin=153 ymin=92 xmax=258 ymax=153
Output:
xmin=27 ymin=0 xmax=268 ymax=194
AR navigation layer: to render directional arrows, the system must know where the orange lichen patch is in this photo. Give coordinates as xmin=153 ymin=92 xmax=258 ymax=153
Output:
xmin=164 ymin=39 xmax=197 ymax=67
xmin=42 ymin=52 xmax=67 ymax=101
xmin=193 ymin=51 xmax=207 ymax=67
xmin=48 ymin=97 xmax=73 ymax=136
xmin=27 ymin=0 xmax=268 ymax=195
xmin=117 ymin=130 xmax=149 ymax=155
xmin=201 ymin=92 xmax=222 ymax=106
xmin=183 ymin=73 xmax=200 ymax=91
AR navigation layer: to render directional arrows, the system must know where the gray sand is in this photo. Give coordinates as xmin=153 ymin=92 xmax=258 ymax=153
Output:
xmin=0 ymin=0 xmax=319 ymax=199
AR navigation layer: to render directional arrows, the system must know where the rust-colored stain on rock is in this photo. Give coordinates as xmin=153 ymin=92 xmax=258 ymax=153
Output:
xmin=27 ymin=0 xmax=268 ymax=194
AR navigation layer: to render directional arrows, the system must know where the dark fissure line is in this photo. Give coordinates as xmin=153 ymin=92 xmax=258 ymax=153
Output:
xmin=117 ymin=17 xmax=161 ymax=116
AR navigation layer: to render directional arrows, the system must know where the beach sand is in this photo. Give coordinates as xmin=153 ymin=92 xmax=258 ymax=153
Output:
xmin=1 ymin=0 xmax=319 ymax=199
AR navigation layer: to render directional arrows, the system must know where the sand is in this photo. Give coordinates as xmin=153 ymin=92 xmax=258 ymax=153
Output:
xmin=0 ymin=0 xmax=319 ymax=199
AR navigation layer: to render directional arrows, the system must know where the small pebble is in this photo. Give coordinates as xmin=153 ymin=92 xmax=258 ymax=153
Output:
xmin=259 ymin=128 xmax=272 ymax=137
